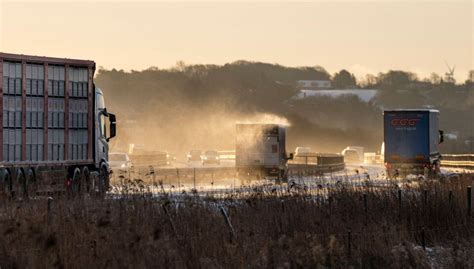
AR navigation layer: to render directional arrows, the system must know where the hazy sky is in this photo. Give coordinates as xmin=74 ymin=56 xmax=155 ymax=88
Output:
xmin=1 ymin=0 xmax=472 ymax=81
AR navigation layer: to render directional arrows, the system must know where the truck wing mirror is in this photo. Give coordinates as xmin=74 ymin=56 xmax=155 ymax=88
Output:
xmin=107 ymin=113 xmax=116 ymax=142
xmin=439 ymin=130 xmax=444 ymax=144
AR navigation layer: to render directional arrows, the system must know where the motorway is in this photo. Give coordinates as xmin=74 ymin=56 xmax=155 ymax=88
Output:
xmin=111 ymin=161 xmax=384 ymax=195
xmin=110 ymin=160 xmax=473 ymax=197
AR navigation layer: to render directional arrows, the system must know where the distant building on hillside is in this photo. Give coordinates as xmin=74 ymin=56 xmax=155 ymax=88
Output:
xmin=297 ymin=80 xmax=332 ymax=90
xmin=294 ymin=79 xmax=378 ymax=103
xmin=294 ymin=89 xmax=379 ymax=103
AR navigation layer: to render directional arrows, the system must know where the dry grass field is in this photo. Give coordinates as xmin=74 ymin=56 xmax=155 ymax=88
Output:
xmin=0 ymin=174 xmax=473 ymax=268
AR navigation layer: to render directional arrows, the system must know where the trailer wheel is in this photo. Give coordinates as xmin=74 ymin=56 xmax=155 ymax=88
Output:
xmin=1 ymin=170 xmax=12 ymax=198
xmin=98 ymin=164 xmax=109 ymax=196
xmin=24 ymin=168 xmax=37 ymax=198
xmin=70 ymin=168 xmax=82 ymax=197
xmin=16 ymin=169 xmax=25 ymax=198
xmin=82 ymin=167 xmax=92 ymax=194
xmin=280 ymin=170 xmax=288 ymax=183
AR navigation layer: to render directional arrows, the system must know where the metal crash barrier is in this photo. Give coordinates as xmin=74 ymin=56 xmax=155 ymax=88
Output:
xmin=441 ymin=154 xmax=474 ymax=169
xmin=287 ymin=153 xmax=345 ymax=176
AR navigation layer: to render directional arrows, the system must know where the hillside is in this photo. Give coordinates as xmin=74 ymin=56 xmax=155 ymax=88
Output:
xmin=95 ymin=62 xmax=474 ymax=155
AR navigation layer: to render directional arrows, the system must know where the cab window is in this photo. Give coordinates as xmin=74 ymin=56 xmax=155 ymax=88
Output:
xmin=96 ymin=92 xmax=105 ymax=110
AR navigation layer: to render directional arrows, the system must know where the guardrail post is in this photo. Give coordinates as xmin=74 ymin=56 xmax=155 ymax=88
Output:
xmin=467 ymin=186 xmax=472 ymax=217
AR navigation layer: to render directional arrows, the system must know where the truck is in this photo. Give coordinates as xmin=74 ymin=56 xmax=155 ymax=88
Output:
xmin=384 ymin=109 xmax=443 ymax=177
xmin=341 ymin=146 xmax=364 ymax=163
xmin=235 ymin=123 xmax=292 ymax=180
xmin=0 ymin=52 xmax=116 ymax=197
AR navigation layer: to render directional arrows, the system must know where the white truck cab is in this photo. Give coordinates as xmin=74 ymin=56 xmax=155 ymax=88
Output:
xmin=95 ymin=87 xmax=116 ymax=181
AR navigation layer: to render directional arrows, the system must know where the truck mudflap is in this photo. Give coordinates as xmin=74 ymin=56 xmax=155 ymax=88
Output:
xmin=385 ymin=161 xmax=440 ymax=178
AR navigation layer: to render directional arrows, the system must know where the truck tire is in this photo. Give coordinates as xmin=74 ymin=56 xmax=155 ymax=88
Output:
xmin=70 ymin=168 xmax=82 ymax=197
xmin=1 ymin=170 xmax=12 ymax=198
xmin=16 ymin=169 xmax=25 ymax=198
xmin=24 ymin=168 xmax=37 ymax=199
xmin=280 ymin=169 xmax=288 ymax=183
xmin=428 ymin=161 xmax=441 ymax=179
xmin=98 ymin=164 xmax=109 ymax=196
xmin=82 ymin=167 xmax=93 ymax=195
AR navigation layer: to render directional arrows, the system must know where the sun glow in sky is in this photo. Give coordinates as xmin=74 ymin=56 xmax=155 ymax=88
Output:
xmin=1 ymin=0 xmax=472 ymax=81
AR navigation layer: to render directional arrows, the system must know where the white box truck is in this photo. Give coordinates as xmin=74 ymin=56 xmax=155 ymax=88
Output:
xmin=235 ymin=123 xmax=292 ymax=180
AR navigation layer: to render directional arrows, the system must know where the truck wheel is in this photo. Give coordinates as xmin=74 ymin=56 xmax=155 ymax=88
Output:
xmin=280 ymin=170 xmax=288 ymax=183
xmin=71 ymin=168 xmax=82 ymax=197
xmin=24 ymin=168 xmax=37 ymax=199
xmin=1 ymin=170 xmax=12 ymax=198
xmin=16 ymin=169 xmax=25 ymax=198
xmin=82 ymin=167 xmax=92 ymax=194
xmin=98 ymin=164 xmax=109 ymax=196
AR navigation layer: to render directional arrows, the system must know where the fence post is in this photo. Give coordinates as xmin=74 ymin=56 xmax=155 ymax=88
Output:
xmin=467 ymin=186 xmax=472 ymax=217
xmin=47 ymin=196 xmax=53 ymax=214
xmin=46 ymin=197 xmax=53 ymax=225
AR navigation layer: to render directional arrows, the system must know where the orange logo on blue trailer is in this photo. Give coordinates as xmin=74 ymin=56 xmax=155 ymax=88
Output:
xmin=390 ymin=118 xmax=421 ymax=126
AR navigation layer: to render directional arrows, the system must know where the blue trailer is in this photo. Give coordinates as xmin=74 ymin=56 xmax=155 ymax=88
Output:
xmin=383 ymin=109 xmax=444 ymax=177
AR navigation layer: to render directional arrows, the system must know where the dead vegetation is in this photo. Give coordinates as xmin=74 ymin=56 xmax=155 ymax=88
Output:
xmin=0 ymin=174 xmax=473 ymax=268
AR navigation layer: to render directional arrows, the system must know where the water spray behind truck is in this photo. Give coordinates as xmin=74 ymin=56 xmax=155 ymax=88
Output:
xmin=235 ymin=123 xmax=293 ymax=181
